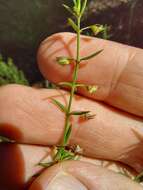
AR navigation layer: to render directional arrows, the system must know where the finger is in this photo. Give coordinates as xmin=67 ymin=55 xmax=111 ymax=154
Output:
xmin=38 ymin=32 xmax=143 ymax=117
xmin=0 ymin=143 xmax=51 ymax=190
xmin=29 ymin=161 xmax=142 ymax=190
xmin=0 ymin=84 xmax=143 ymax=172
xmin=0 ymin=144 xmax=136 ymax=190
xmin=0 ymin=143 xmax=136 ymax=190
xmin=80 ymin=157 xmax=136 ymax=179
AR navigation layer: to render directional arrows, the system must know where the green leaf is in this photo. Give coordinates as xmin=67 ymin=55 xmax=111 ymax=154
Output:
xmin=59 ymin=82 xmax=87 ymax=91
xmin=77 ymin=0 xmax=81 ymax=14
xmin=56 ymin=56 xmax=71 ymax=66
xmin=80 ymin=0 xmax=88 ymax=16
xmin=59 ymin=82 xmax=73 ymax=88
xmin=75 ymin=83 xmax=86 ymax=87
xmin=63 ymin=4 xmax=76 ymax=17
xmin=0 ymin=136 xmax=15 ymax=143
xmin=73 ymin=0 xmax=77 ymax=7
xmin=69 ymin=110 xmax=90 ymax=116
xmin=69 ymin=110 xmax=95 ymax=120
xmin=0 ymin=55 xmax=29 ymax=86
xmin=64 ymin=124 xmax=72 ymax=145
xmin=68 ymin=18 xmax=78 ymax=32
xmin=51 ymin=99 xmax=67 ymax=113
xmin=38 ymin=162 xmax=54 ymax=168
xmin=84 ymin=113 xmax=96 ymax=120
xmin=55 ymin=146 xmax=75 ymax=161
xmin=73 ymin=0 xmax=81 ymax=16
xmin=81 ymin=50 xmax=103 ymax=61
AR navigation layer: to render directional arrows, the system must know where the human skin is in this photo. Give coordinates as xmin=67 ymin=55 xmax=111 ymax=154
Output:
xmin=29 ymin=161 xmax=143 ymax=190
xmin=0 ymin=143 xmax=136 ymax=189
xmin=38 ymin=32 xmax=143 ymax=117
xmin=0 ymin=85 xmax=142 ymax=172
xmin=0 ymin=33 xmax=143 ymax=189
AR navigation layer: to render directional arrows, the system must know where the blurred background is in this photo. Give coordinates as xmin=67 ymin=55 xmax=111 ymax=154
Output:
xmin=0 ymin=0 xmax=142 ymax=84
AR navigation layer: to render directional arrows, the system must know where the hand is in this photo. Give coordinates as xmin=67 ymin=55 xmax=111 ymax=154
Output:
xmin=0 ymin=33 xmax=143 ymax=189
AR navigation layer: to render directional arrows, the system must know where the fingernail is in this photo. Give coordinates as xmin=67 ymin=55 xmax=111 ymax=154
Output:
xmin=46 ymin=172 xmax=87 ymax=190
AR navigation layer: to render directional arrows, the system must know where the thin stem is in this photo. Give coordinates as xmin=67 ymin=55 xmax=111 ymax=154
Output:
xmin=62 ymin=16 xmax=81 ymax=146
xmin=80 ymin=26 xmax=91 ymax=32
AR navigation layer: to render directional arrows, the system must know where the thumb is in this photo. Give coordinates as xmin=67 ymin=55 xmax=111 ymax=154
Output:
xmin=29 ymin=161 xmax=143 ymax=190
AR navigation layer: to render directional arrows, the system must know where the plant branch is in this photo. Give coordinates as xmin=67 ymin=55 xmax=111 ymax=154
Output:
xmin=62 ymin=16 xmax=81 ymax=147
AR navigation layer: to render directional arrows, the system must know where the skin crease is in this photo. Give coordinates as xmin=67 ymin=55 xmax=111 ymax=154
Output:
xmin=29 ymin=161 xmax=143 ymax=190
xmin=0 ymin=33 xmax=143 ymax=189
xmin=0 ymin=85 xmax=143 ymax=173
xmin=37 ymin=32 xmax=143 ymax=117
xmin=0 ymin=144 xmax=137 ymax=189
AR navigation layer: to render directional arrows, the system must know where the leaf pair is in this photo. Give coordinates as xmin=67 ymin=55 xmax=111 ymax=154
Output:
xmin=57 ymin=50 xmax=103 ymax=67
xmin=59 ymin=82 xmax=98 ymax=94
xmin=52 ymin=99 xmax=90 ymax=115
xmin=63 ymin=0 xmax=87 ymax=18
xmin=73 ymin=0 xmax=87 ymax=17
xmin=51 ymin=99 xmax=67 ymax=113
xmin=55 ymin=147 xmax=75 ymax=161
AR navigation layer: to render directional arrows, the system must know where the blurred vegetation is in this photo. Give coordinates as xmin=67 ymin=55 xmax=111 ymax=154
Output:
xmin=0 ymin=55 xmax=29 ymax=86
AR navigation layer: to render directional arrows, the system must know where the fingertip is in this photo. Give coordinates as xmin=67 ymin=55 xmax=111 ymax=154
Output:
xmin=29 ymin=161 xmax=143 ymax=190
xmin=37 ymin=32 xmax=77 ymax=84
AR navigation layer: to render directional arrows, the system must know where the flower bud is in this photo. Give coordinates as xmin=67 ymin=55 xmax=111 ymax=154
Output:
xmin=87 ymin=85 xmax=98 ymax=94
xmin=91 ymin=25 xmax=105 ymax=35
xmin=56 ymin=57 xmax=71 ymax=66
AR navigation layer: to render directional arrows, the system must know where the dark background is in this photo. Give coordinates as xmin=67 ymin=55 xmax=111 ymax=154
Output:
xmin=0 ymin=0 xmax=142 ymax=83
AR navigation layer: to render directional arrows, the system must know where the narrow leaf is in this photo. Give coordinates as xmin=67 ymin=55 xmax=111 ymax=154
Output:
xmin=75 ymin=83 xmax=86 ymax=88
xmin=68 ymin=18 xmax=78 ymax=32
xmin=38 ymin=162 xmax=54 ymax=168
xmin=51 ymin=99 xmax=67 ymax=113
xmin=69 ymin=110 xmax=90 ymax=116
xmin=85 ymin=113 xmax=96 ymax=120
xmin=61 ymin=149 xmax=74 ymax=160
xmin=63 ymin=4 xmax=76 ymax=17
xmin=0 ymin=136 xmax=15 ymax=143
xmin=80 ymin=26 xmax=91 ymax=33
xmin=73 ymin=0 xmax=77 ymax=6
xmin=77 ymin=0 xmax=81 ymax=14
xmin=80 ymin=0 xmax=88 ymax=16
xmin=81 ymin=49 xmax=103 ymax=61
xmin=59 ymin=82 xmax=73 ymax=88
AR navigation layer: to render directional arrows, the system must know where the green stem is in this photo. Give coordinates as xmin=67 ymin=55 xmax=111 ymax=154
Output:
xmin=62 ymin=16 xmax=81 ymax=146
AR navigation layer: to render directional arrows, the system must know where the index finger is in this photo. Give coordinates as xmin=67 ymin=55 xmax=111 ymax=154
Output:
xmin=38 ymin=32 xmax=143 ymax=117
